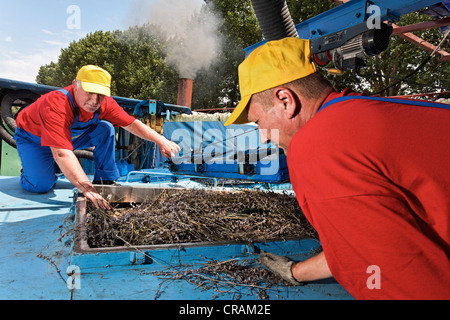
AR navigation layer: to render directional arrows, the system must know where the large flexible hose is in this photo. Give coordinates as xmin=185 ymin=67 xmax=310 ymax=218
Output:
xmin=73 ymin=149 xmax=94 ymax=160
xmin=1 ymin=90 xmax=40 ymax=133
xmin=250 ymin=0 xmax=298 ymax=41
xmin=0 ymin=90 xmax=37 ymax=148
xmin=0 ymin=118 xmax=17 ymax=147
xmin=0 ymin=90 xmax=94 ymax=160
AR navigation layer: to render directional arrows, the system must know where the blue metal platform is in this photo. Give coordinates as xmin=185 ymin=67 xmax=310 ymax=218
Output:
xmin=0 ymin=176 xmax=353 ymax=300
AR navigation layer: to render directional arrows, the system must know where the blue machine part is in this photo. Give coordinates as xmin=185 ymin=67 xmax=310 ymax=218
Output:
xmin=245 ymin=0 xmax=444 ymax=61
xmin=169 ymin=149 xmax=289 ymax=183
xmin=133 ymin=99 xmax=193 ymax=118
xmin=419 ymin=1 xmax=450 ymax=35
xmin=164 ymin=121 xmax=290 ymax=184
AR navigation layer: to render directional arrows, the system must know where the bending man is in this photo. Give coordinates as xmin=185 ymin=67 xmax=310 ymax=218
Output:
xmin=225 ymin=38 xmax=450 ymax=299
xmin=15 ymin=65 xmax=180 ymax=209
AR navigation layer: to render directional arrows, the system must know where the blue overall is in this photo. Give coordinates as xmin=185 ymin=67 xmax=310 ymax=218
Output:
xmin=318 ymin=96 xmax=450 ymax=113
xmin=14 ymin=89 xmax=119 ymax=193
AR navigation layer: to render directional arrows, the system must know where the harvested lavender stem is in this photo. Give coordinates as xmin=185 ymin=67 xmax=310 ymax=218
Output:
xmin=151 ymin=258 xmax=297 ymax=300
xmin=85 ymin=189 xmax=317 ymax=248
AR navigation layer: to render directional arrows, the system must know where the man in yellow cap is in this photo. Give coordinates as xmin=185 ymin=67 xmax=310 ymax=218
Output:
xmin=14 ymin=65 xmax=180 ymax=209
xmin=225 ymin=37 xmax=450 ymax=299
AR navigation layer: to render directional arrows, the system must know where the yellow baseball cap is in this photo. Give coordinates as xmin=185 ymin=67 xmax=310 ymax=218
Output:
xmin=224 ymin=37 xmax=316 ymax=126
xmin=76 ymin=65 xmax=112 ymax=97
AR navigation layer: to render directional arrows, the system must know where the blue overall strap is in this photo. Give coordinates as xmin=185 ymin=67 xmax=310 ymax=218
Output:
xmin=58 ymin=88 xmax=76 ymax=109
xmin=58 ymin=88 xmax=101 ymax=118
xmin=318 ymin=96 xmax=450 ymax=113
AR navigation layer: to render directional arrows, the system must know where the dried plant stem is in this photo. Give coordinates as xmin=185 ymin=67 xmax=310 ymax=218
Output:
xmin=85 ymin=189 xmax=317 ymax=248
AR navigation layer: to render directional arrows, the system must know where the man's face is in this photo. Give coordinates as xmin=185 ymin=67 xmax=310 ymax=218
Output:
xmin=73 ymin=83 xmax=105 ymax=113
xmin=247 ymin=98 xmax=288 ymax=153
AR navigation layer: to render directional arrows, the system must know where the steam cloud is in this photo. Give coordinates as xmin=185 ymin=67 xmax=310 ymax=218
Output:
xmin=129 ymin=0 xmax=223 ymax=79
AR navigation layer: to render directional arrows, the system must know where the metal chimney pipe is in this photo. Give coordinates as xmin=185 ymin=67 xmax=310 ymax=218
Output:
xmin=177 ymin=78 xmax=193 ymax=109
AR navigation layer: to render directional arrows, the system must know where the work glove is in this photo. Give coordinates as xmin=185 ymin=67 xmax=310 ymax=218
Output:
xmin=259 ymin=252 xmax=302 ymax=286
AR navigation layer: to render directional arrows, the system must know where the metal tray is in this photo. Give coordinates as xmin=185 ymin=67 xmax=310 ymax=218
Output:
xmin=71 ymin=185 xmax=320 ymax=271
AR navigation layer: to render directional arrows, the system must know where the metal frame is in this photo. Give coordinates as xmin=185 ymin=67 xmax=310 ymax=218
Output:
xmin=245 ymin=0 xmax=448 ymax=56
xmin=332 ymin=0 xmax=450 ymax=61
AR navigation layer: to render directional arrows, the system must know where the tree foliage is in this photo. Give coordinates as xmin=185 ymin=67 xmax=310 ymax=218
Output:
xmin=358 ymin=12 xmax=450 ymax=96
xmin=37 ymin=0 xmax=450 ymax=109
xmin=36 ymin=28 xmax=175 ymax=101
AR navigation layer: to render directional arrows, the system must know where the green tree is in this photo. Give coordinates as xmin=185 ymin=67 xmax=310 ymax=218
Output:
xmin=36 ymin=29 xmax=174 ymax=100
xmin=359 ymin=12 xmax=450 ymax=96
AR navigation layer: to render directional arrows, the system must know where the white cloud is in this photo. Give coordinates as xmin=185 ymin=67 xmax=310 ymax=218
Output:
xmin=0 ymin=49 xmax=61 ymax=83
xmin=5 ymin=36 xmax=12 ymax=43
xmin=41 ymin=29 xmax=55 ymax=35
xmin=62 ymin=29 xmax=86 ymax=41
xmin=43 ymin=40 xmax=67 ymax=47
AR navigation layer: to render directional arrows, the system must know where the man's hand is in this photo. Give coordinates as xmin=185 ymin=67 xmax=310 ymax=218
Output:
xmin=82 ymin=184 xmax=112 ymax=210
xmin=260 ymin=251 xmax=332 ymax=285
xmin=158 ymin=137 xmax=181 ymax=158
xmin=259 ymin=252 xmax=301 ymax=285
xmin=51 ymin=147 xmax=112 ymax=210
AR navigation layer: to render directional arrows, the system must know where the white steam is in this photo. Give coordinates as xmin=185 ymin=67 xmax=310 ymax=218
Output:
xmin=129 ymin=0 xmax=223 ymax=79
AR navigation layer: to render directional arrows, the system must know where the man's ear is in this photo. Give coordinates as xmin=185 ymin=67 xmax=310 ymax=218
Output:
xmin=273 ymin=87 xmax=299 ymax=119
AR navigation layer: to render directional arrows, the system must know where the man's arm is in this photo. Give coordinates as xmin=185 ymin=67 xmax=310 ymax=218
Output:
xmin=51 ymin=147 xmax=111 ymax=210
xmin=260 ymin=251 xmax=332 ymax=284
xmin=122 ymin=120 xmax=180 ymax=158
xmin=292 ymin=251 xmax=332 ymax=282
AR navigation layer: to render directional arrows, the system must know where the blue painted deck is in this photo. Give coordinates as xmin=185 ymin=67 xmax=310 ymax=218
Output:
xmin=0 ymin=176 xmax=353 ymax=300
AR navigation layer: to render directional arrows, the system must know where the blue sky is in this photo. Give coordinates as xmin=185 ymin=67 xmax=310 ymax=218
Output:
xmin=0 ymin=0 xmax=202 ymax=83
